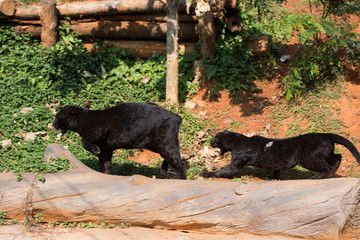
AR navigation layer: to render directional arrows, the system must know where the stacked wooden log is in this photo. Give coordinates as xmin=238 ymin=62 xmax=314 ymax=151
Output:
xmin=0 ymin=0 xmax=242 ymax=57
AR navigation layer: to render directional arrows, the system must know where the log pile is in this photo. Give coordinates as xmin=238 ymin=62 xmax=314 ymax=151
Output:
xmin=0 ymin=0 xmax=242 ymax=57
xmin=0 ymin=143 xmax=359 ymax=239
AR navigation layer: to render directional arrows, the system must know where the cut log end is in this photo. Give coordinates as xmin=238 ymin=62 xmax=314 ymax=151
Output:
xmin=0 ymin=0 xmax=16 ymax=16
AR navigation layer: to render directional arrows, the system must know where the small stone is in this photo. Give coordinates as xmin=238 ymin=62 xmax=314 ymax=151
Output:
xmin=198 ymin=111 xmax=207 ymax=117
xmin=184 ymin=101 xmax=197 ymax=109
xmin=1 ymin=139 xmax=12 ymax=148
xmin=20 ymin=107 xmax=33 ymax=114
xmin=341 ymin=120 xmax=355 ymax=128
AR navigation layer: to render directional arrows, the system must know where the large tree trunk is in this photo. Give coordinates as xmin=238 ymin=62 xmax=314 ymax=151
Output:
xmin=0 ymin=144 xmax=359 ymax=240
xmin=166 ymin=0 xmax=179 ymax=104
xmin=40 ymin=0 xmax=58 ymax=47
xmin=14 ymin=21 xmax=198 ymax=41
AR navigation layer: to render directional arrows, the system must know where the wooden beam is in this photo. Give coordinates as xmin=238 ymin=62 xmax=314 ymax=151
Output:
xmin=84 ymin=40 xmax=196 ymax=58
xmin=13 ymin=0 xmax=228 ymax=20
xmin=166 ymin=0 xmax=179 ymax=104
xmin=14 ymin=21 xmax=198 ymax=41
xmin=0 ymin=0 xmax=16 ymax=16
xmin=195 ymin=0 xmax=216 ymax=58
xmin=40 ymin=0 xmax=58 ymax=47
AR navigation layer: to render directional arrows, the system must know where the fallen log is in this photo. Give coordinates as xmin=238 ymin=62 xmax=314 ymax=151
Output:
xmin=14 ymin=21 xmax=198 ymax=41
xmin=13 ymin=0 xmax=225 ymax=20
xmin=0 ymin=143 xmax=359 ymax=240
xmin=84 ymin=40 xmax=196 ymax=58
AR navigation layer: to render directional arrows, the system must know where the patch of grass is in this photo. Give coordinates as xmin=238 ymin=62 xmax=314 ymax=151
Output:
xmin=270 ymin=81 xmax=346 ymax=137
xmin=187 ymin=161 xmax=207 ymax=180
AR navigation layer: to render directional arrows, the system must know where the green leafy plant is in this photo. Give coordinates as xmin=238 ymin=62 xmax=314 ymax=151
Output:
xmin=38 ymin=175 xmax=45 ymax=183
xmin=50 ymin=221 xmax=58 ymax=227
xmin=34 ymin=212 xmax=44 ymax=225
xmin=120 ymin=222 xmax=130 ymax=229
xmin=78 ymin=222 xmax=97 ymax=228
xmin=0 ymin=211 xmax=7 ymax=219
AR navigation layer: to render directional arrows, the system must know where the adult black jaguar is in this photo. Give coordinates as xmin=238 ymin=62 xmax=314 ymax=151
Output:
xmin=53 ymin=103 xmax=187 ymax=179
xmin=200 ymin=130 xmax=360 ymax=179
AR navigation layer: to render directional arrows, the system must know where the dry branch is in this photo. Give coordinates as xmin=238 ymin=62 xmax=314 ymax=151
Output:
xmin=0 ymin=144 xmax=359 ymax=240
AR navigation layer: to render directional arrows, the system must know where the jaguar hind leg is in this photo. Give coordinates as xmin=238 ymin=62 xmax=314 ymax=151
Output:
xmin=310 ymin=154 xmax=342 ymax=179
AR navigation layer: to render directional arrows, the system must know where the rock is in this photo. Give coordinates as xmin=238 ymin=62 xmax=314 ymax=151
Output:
xmin=341 ymin=120 xmax=355 ymax=128
xmin=45 ymin=103 xmax=57 ymax=114
xmin=15 ymin=130 xmax=46 ymax=141
xmin=1 ymin=139 xmax=12 ymax=148
xmin=184 ymin=101 xmax=197 ymax=109
xmin=198 ymin=110 xmax=207 ymax=117
xmin=20 ymin=107 xmax=33 ymax=114
xmin=47 ymin=122 xmax=54 ymax=129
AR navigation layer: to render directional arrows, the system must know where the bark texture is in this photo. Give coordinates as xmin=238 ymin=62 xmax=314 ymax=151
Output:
xmin=14 ymin=21 xmax=197 ymax=41
xmin=195 ymin=0 xmax=216 ymax=57
xmin=0 ymin=144 xmax=359 ymax=240
xmin=84 ymin=40 xmax=195 ymax=58
xmin=166 ymin=0 xmax=179 ymax=104
xmin=0 ymin=0 xmax=15 ymax=16
xmin=40 ymin=0 xmax=58 ymax=47
xmin=13 ymin=0 xmax=223 ymax=20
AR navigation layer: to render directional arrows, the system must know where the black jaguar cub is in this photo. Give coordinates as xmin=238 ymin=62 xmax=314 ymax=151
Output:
xmin=53 ymin=103 xmax=187 ymax=179
xmin=200 ymin=130 xmax=360 ymax=179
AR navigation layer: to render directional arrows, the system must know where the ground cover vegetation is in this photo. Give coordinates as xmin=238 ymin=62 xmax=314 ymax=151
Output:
xmin=0 ymin=0 xmax=360 ymax=181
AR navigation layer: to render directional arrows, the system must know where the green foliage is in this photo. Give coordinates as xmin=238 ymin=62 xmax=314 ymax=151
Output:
xmin=204 ymin=33 xmax=258 ymax=95
xmin=34 ymin=212 xmax=44 ymax=225
xmin=0 ymin=211 xmax=6 ymax=219
xmin=78 ymin=222 xmax=97 ymax=228
xmin=120 ymin=222 xmax=130 ymax=229
xmin=187 ymin=161 xmax=207 ymax=180
xmin=0 ymin=23 xmax=201 ymax=178
xmin=235 ymin=0 xmax=360 ymax=101
xmin=243 ymin=0 xmax=287 ymax=20
xmin=271 ymin=81 xmax=345 ymax=137
xmin=0 ymin=211 xmax=7 ymax=225
xmin=253 ymin=11 xmax=360 ymax=100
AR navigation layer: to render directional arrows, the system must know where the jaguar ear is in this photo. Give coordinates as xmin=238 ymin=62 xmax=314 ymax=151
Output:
xmin=223 ymin=129 xmax=229 ymax=133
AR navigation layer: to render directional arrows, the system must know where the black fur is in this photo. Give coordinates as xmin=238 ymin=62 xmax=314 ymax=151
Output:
xmin=53 ymin=103 xmax=186 ymax=179
xmin=200 ymin=130 xmax=360 ymax=179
